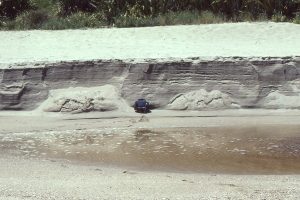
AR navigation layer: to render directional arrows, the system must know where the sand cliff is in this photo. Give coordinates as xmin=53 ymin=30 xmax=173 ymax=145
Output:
xmin=0 ymin=57 xmax=299 ymax=111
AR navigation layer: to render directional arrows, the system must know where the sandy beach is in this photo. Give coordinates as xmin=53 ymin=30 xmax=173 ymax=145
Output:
xmin=0 ymin=109 xmax=300 ymax=199
xmin=0 ymin=154 xmax=299 ymax=200
xmin=0 ymin=22 xmax=300 ymax=199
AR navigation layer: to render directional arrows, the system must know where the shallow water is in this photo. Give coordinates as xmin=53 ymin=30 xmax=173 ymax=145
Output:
xmin=0 ymin=125 xmax=300 ymax=174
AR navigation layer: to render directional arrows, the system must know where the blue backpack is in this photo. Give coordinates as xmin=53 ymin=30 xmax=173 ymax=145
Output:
xmin=136 ymin=99 xmax=147 ymax=107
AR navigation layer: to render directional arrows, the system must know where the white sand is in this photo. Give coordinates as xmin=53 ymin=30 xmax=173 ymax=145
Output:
xmin=0 ymin=22 xmax=299 ymax=67
xmin=0 ymin=155 xmax=299 ymax=200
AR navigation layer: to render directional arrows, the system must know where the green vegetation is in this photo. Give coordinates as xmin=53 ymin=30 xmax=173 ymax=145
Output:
xmin=0 ymin=0 xmax=299 ymax=30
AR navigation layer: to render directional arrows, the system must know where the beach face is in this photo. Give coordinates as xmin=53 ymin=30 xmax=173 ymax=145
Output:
xmin=1 ymin=125 xmax=299 ymax=174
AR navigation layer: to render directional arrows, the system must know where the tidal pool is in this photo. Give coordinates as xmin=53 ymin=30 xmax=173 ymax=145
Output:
xmin=0 ymin=125 xmax=299 ymax=174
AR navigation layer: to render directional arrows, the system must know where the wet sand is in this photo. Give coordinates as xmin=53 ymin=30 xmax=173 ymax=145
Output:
xmin=1 ymin=125 xmax=300 ymax=174
xmin=1 ymin=112 xmax=300 ymax=199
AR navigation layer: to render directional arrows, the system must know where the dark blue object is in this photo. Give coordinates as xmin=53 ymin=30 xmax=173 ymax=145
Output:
xmin=134 ymin=99 xmax=150 ymax=113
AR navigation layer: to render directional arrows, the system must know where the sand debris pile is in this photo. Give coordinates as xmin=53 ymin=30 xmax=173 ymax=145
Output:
xmin=41 ymin=85 xmax=129 ymax=113
xmin=261 ymin=91 xmax=300 ymax=109
xmin=167 ymin=89 xmax=239 ymax=110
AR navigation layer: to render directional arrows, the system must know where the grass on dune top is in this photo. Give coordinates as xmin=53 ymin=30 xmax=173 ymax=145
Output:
xmin=1 ymin=10 xmax=299 ymax=30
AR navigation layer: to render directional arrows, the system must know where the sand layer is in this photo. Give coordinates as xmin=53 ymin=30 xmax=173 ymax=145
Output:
xmin=1 ymin=22 xmax=300 ymax=65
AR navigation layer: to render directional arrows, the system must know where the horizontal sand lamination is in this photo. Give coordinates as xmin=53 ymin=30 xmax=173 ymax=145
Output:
xmin=0 ymin=57 xmax=300 ymax=111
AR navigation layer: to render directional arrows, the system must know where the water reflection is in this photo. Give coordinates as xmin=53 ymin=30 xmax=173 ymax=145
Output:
xmin=0 ymin=125 xmax=299 ymax=174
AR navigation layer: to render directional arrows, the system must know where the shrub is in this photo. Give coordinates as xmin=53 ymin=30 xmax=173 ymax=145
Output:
xmin=156 ymin=11 xmax=224 ymax=26
xmin=234 ymin=12 xmax=255 ymax=22
xmin=41 ymin=12 xmax=107 ymax=30
xmin=198 ymin=11 xmax=224 ymax=24
xmin=272 ymin=13 xmax=288 ymax=22
xmin=114 ymin=10 xmax=225 ymax=28
xmin=293 ymin=14 xmax=300 ymax=24
xmin=7 ymin=21 xmax=18 ymax=30
xmin=70 ymin=12 xmax=106 ymax=27
xmin=38 ymin=17 xmax=68 ymax=30
xmin=14 ymin=9 xmax=49 ymax=29
xmin=114 ymin=15 xmax=159 ymax=27
xmin=162 ymin=11 xmax=202 ymax=25
xmin=256 ymin=13 xmax=269 ymax=22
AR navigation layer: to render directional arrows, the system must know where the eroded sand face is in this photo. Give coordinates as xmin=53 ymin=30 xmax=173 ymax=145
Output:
xmin=1 ymin=125 xmax=299 ymax=174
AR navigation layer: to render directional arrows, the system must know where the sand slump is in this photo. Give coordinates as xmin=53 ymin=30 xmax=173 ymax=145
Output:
xmin=0 ymin=125 xmax=299 ymax=174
